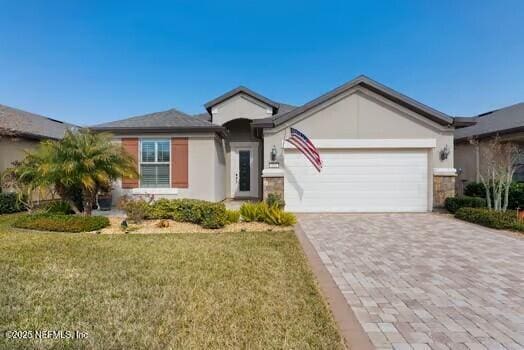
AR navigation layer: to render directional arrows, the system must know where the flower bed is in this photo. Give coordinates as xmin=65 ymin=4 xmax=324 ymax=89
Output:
xmin=119 ymin=197 xmax=296 ymax=230
xmin=101 ymin=216 xmax=292 ymax=234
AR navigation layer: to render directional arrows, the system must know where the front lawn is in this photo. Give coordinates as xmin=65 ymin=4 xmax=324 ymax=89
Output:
xmin=0 ymin=214 xmax=343 ymax=349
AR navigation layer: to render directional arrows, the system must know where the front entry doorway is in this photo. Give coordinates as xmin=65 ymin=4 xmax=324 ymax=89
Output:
xmin=230 ymin=142 xmax=259 ymax=198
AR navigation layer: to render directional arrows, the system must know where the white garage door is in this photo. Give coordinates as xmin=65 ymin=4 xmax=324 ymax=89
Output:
xmin=284 ymin=149 xmax=429 ymax=212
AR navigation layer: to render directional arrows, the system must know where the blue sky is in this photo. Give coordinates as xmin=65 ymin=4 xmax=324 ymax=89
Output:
xmin=0 ymin=1 xmax=523 ymax=126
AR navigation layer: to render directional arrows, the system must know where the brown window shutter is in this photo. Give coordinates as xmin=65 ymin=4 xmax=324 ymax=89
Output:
xmin=121 ymin=138 xmax=139 ymax=189
xmin=171 ymin=138 xmax=188 ymax=188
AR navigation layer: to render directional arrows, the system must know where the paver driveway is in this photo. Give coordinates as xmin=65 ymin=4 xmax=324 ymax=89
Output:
xmin=298 ymin=213 xmax=524 ymax=350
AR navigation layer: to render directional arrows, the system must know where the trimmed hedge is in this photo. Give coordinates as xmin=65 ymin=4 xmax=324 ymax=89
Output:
xmin=0 ymin=192 xmax=21 ymax=214
xmin=455 ymin=208 xmax=522 ymax=231
xmin=14 ymin=214 xmax=110 ymax=232
xmin=463 ymin=182 xmax=524 ymax=209
xmin=444 ymin=196 xmax=486 ymax=213
xmin=146 ymin=198 xmax=227 ymax=229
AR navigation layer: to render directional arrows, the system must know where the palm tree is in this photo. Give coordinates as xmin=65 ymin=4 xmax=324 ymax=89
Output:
xmin=12 ymin=129 xmax=138 ymax=215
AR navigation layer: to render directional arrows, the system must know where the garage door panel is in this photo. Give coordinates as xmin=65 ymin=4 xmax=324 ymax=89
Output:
xmin=284 ymin=149 xmax=428 ymax=212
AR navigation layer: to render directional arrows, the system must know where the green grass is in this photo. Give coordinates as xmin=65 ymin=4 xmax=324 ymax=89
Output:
xmin=0 ymin=214 xmax=343 ymax=350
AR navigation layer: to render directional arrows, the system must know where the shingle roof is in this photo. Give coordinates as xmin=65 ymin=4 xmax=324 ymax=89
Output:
xmin=454 ymin=102 xmax=524 ymax=141
xmin=91 ymin=108 xmax=224 ymax=133
xmin=204 ymin=86 xmax=280 ymax=113
xmin=253 ymin=75 xmax=456 ymax=128
xmin=0 ymin=104 xmax=74 ymax=139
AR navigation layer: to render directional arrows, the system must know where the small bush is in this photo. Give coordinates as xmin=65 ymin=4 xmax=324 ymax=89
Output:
xmin=260 ymin=204 xmax=296 ymax=226
xmin=240 ymin=202 xmax=296 ymax=226
xmin=239 ymin=202 xmax=264 ymax=222
xmin=463 ymin=181 xmax=524 ymax=209
xmin=463 ymin=182 xmax=486 ymax=198
xmin=265 ymin=193 xmax=285 ymax=210
xmin=120 ymin=198 xmax=150 ymax=223
xmin=455 ymin=208 xmax=518 ymax=230
xmin=149 ymin=198 xmax=227 ymax=229
xmin=0 ymin=192 xmax=21 ymax=214
xmin=200 ymin=202 xmax=227 ymax=229
xmin=225 ymin=210 xmax=240 ymax=224
xmin=148 ymin=198 xmax=177 ymax=219
xmin=14 ymin=214 xmax=109 ymax=232
xmin=444 ymin=196 xmax=486 ymax=213
xmin=40 ymin=200 xmax=73 ymax=215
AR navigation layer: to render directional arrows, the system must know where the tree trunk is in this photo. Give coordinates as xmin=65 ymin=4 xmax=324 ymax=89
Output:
xmin=480 ymin=175 xmax=491 ymax=210
xmin=82 ymin=189 xmax=95 ymax=216
xmin=54 ymin=184 xmax=81 ymax=214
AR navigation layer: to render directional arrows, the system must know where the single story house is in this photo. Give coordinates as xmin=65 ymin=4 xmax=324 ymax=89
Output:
xmin=454 ymin=102 xmax=524 ymax=193
xmin=92 ymin=75 xmax=473 ymax=212
xmin=0 ymin=104 xmax=73 ymax=185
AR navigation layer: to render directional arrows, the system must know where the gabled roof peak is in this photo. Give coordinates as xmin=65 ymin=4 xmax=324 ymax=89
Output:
xmin=204 ymin=86 xmax=280 ymax=113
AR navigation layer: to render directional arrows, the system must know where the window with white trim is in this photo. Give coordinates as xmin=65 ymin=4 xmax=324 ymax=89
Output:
xmin=140 ymin=139 xmax=170 ymax=187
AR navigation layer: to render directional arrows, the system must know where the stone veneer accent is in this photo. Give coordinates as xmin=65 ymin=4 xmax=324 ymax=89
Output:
xmin=262 ymin=176 xmax=284 ymax=201
xmin=433 ymin=175 xmax=455 ymax=208
xmin=262 ymin=169 xmax=284 ymax=201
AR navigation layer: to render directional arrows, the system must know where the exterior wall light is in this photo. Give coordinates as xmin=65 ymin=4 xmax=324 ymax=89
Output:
xmin=439 ymin=145 xmax=450 ymax=161
xmin=271 ymin=145 xmax=277 ymax=162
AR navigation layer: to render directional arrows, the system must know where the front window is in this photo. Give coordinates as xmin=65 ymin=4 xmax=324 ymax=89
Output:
xmin=140 ymin=139 xmax=170 ymax=187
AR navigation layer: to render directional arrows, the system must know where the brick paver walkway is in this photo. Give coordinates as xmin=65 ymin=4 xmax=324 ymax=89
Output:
xmin=298 ymin=213 xmax=524 ymax=350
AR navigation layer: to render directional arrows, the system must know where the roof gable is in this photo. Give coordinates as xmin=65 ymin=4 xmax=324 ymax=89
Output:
xmin=253 ymin=75 xmax=455 ymax=128
xmin=204 ymin=86 xmax=280 ymax=113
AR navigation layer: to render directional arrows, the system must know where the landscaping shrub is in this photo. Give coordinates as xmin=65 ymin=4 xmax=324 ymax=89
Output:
xmin=148 ymin=198 xmax=227 ymax=229
xmin=260 ymin=203 xmax=296 ymax=226
xmin=463 ymin=181 xmax=524 ymax=209
xmin=0 ymin=192 xmax=21 ymax=214
xmin=225 ymin=209 xmax=240 ymax=224
xmin=265 ymin=193 xmax=285 ymax=210
xmin=120 ymin=198 xmax=151 ymax=223
xmin=240 ymin=202 xmax=296 ymax=226
xmin=40 ymin=200 xmax=73 ymax=215
xmin=455 ymin=208 xmax=518 ymax=230
xmin=444 ymin=196 xmax=486 ymax=213
xmin=14 ymin=213 xmax=110 ymax=232
xmin=239 ymin=202 xmax=264 ymax=222
xmin=148 ymin=198 xmax=178 ymax=219
xmin=200 ymin=202 xmax=227 ymax=229
xmin=463 ymin=182 xmax=486 ymax=198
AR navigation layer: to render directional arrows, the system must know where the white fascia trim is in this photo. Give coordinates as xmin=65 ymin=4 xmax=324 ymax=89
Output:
xmin=433 ymin=168 xmax=457 ymax=176
xmin=283 ymin=139 xmax=437 ymax=149
xmin=262 ymin=168 xmax=284 ymax=178
xmin=131 ymin=188 xmax=179 ymax=195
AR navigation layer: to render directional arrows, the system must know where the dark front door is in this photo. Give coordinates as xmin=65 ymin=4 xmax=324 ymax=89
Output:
xmin=238 ymin=150 xmax=251 ymax=192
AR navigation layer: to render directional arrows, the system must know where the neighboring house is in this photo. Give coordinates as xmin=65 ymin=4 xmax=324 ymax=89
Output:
xmin=0 ymin=104 xmax=73 ymax=182
xmin=454 ymin=102 xmax=524 ymax=193
xmin=91 ymin=75 xmax=472 ymax=212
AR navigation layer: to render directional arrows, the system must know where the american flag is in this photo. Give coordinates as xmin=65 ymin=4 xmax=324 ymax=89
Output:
xmin=286 ymin=127 xmax=322 ymax=172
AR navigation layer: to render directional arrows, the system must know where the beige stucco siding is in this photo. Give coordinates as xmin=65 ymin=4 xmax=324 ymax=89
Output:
xmin=0 ymin=137 xmax=39 ymax=175
xmin=263 ymin=89 xmax=454 ymax=170
xmin=112 ymin=133 xmax=226 ymax=203
xmin=454 ymin=142 xmax=478 ymax=186
xmin=211 ymin=93 xmax=272 ymax=125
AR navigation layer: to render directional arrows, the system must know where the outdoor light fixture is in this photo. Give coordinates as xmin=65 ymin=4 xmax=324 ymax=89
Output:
xmin=439 ymin=145 xmax=450 ymax=161
xmin=271 ymin=145 xmax=277 ymax=162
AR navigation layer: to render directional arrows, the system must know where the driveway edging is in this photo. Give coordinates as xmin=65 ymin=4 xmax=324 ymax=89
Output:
xmin=294 ymin=223 xmax=374 ymax=350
